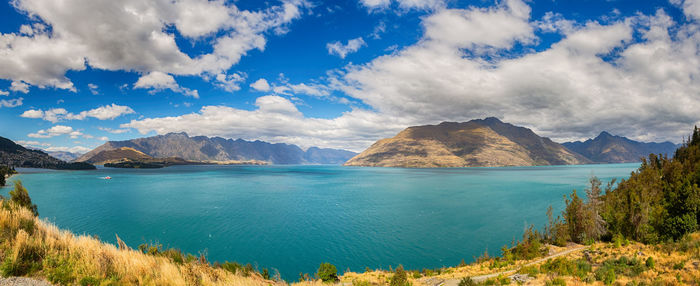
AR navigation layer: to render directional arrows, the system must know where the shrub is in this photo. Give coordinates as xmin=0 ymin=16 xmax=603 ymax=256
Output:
xmin=8 ymin=181 xmax=38 ymax=216
xmin=317 ymin=262 xmax=339 ymax=283
xmin=672 ymin=260 xmax=685 ymax=270
xmin=45 ymin=256 xmax=76 ymax=285
xmin=458 ymin=277 xmax=476 ymax=286
xmin=389 ymin=265 xmax=409 ymax=286
xmin=518 ymin=265 xmax=539 ymax=276
xmin=645 ymin=257 xmax=655 ymax=269
xmin=353 ymin=280 xmax=371 ymax=286
xmin=546 ymin=277 xmax=566 ymax=286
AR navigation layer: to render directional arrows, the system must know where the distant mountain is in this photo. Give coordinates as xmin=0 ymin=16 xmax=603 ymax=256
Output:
xmin=344 ymin=117 xmax=591 ymax=168
xmin=76 ymin=133 xmax=357 ymax=165
xmin=46 ymin=151 xmax=82 ymax=162
xmin=562 ymin=131 xmax=679 ymax=163
xmin=83 ymin=147 xmax=155 ymax=164
xmin=0 ymin=136 xmax=95 ymax=170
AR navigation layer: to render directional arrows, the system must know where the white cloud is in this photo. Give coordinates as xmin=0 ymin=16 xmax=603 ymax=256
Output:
xmin=10 ymin=81 xmax=30 ymax=93
xmin=0 ymin=97 xmax=23 ymax=108
xmin=214 ymin=73 xmax=246 ymax=92
xmin=98 ymin=136 xmax=109 ymax=141
xmin=44 ymin=145 xmax=92 ymax=154
xmin=1 ymin=0 xmax=308 ymax=91
xmin=134 ymin=72 xmax=199 ymax=98
xmin=327 ymin=37 xmax=366 ymax=58
xmin=98 ymin=127 xmax=129 ymax=134
xmin=87 ymin=83 xmax=99 ymax=95
xmin=122 ymin=95 xmax=408 ymax=151
xmin=28 ymin=125 xmax=78 ymax=138
xmin=16 ymin=140 xmax=50 ymax=147
xmin=675 ymin=0 xmax=700 ymax=20
xmin=20 ymin=104 xmax=135 ymax=122
xmin=359 ymin=0 xmax=445 ymax=11
xmin=250 ymin=78 xmax=271 ymax=92
xmin=0 ymin=90 xmax=8 ymax=96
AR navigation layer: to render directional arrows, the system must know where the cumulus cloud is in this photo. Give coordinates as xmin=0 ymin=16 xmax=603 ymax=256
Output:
xmin=134 ymin=72 xmax=199 ymax=98
xmin=10 ymin=81 xmax=30 ymax=93
xmin=16 ymin=140 xmax=50 ymax=147
xmin=250 ymin=78 xmax=271 ymax=91
xmin=87 ymin=83 xmax=99 ymax=95
xmin=28 ymin=125 xmax=83 ymax=139
xmin=122 ymin=95 xmax=408 ymax=151
xmin=0 ymin=97 xmax=23 ymax=108
xmin=21 ymin=104 xmax=135 ymax=123
xmin=1 ymin=0 xmax=308 ymax=91
xmin=327 ymin=37 xmax=366 ymax=58
xmin=359 ymin=0 xmax=445 ymax=11
xmin=98 ymin=127 xmax=129 ymax=134
xmin=214 ymin=73 xmax=246 ymax=92
xmin=44 ymin=145 xmax=92 ymax=154
xmin=0 ymin=90 xmax=8 ymax=96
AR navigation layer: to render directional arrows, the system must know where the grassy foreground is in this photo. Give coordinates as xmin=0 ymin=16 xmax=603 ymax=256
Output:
xmin=0 ymin=189 xmax=275 ymax=285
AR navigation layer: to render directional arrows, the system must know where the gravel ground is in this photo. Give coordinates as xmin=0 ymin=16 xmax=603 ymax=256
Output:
xmin=0 ymin=277 xmax=52 ymax=286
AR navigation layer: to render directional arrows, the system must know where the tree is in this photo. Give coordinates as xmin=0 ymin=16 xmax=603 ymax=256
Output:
xmin=389 ymin=265 xmax=409 ymax=286
xmin=584 ymin=177 xmax=607 ymax=240
xmin=564 ymin=190 xmax=587 ymax=243
xmin=9 ymin=180 xmax=38 ymax=216
xmin=316 ymin=262 xmax=339 ymax=283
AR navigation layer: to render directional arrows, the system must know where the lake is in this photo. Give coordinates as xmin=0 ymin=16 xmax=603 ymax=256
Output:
xmin=1 ymin=163 xmax=638 ymax=280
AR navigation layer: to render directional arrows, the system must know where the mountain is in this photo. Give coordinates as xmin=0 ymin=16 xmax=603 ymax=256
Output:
xmin=0 ymin=136 xmax=95 ymax=170
xmin=344 ymin=117 xmax=591 ymax=168
xmin=46 ymin=151 xmax=82 ymax=162
xmin=83 ymin=147 xmax=155 ymax=164
xmin=76 ymin=133 xmax=357 ymax=165
xmin=562 ymin=131 xmax=679 ymax=163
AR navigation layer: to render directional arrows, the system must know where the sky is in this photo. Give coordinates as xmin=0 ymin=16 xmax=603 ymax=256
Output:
xmin=1 ymin=0 xmax=699 ymax=154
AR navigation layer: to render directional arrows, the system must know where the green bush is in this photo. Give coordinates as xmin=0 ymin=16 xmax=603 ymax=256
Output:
xmin=672 ymin=260 xmax=685 ymax=270
xmin=458 ymin=277 xmax=476 ymax=286
xmin=317 ymin=262 xmax=339 ymax=283
xmin=8 ymin=181 xmax=38 ymax=216
xmin=45 ymin=257 xmax=76 ymax=285
xmin=645 ymin=257 xmax=655 ymax=269
xmin=389 ymin=265 xmax=409 ymax=286
xmin=518 ymin=265 xmax=539 ymax=276
xmin=545 ymin=277 xmax=566 ymax=286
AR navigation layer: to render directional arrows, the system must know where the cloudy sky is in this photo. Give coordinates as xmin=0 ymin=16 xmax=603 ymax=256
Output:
xmin=1 ymin=0 xmax=699 ymax=154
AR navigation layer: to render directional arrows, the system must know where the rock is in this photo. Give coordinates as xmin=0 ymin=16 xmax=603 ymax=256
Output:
xmin=0 ymin=277 xmax=52 ymax=286
xmin=508 ymin=274 xmax=532 ymax=283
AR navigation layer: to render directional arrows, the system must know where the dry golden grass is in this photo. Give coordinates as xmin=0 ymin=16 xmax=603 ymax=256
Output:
xmin=0 ymin=200 xmax=278 ymax=285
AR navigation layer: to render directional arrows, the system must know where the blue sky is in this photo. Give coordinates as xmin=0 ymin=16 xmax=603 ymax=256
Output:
xmin=1 ymin=0 xmax=699 ymax=153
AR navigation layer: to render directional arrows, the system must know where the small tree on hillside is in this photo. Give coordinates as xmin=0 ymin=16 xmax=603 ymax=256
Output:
xmin=584 ymin=176 xmax=607 ymax=240
xmin=9 ymin=180 xmax=38 ymax=216
xmin=316 ymin=262 xmax=339 ymax=283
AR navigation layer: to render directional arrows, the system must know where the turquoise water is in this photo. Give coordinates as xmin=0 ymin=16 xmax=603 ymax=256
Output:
xmin=1 ymin=164 xmax=638 ymax=280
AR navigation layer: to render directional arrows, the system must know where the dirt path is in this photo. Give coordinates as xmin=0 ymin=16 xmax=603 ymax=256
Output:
xmin=422 ymin=245 xmax=589 ymax=286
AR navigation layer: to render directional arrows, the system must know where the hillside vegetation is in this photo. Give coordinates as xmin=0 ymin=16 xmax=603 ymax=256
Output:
xmin=0 ymin=182 xmax=276 ymax=285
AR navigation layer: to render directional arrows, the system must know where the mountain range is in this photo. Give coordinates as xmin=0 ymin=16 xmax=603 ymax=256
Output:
xmin=345 ymin=117 xmax=591 ymax=167
xmin=345 ymin=118 xmax=682 ymax=168
xmin=0 ymin=136 xmax=95 ymax=170
xmin=76 ymin=133 xmax=357 ymax=165
xmin=562 ymin=131 xmax=679 ymax=163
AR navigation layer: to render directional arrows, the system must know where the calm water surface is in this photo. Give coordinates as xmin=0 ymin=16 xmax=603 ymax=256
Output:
xmin=1 ymin=164 xmax=638 ymax=280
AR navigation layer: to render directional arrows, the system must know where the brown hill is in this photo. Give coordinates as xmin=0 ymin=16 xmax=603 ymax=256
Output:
xmin=83 ymin=147 xmax=154 ymax=164
xmin=344 ymin=117 xmax=590 ymax=168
